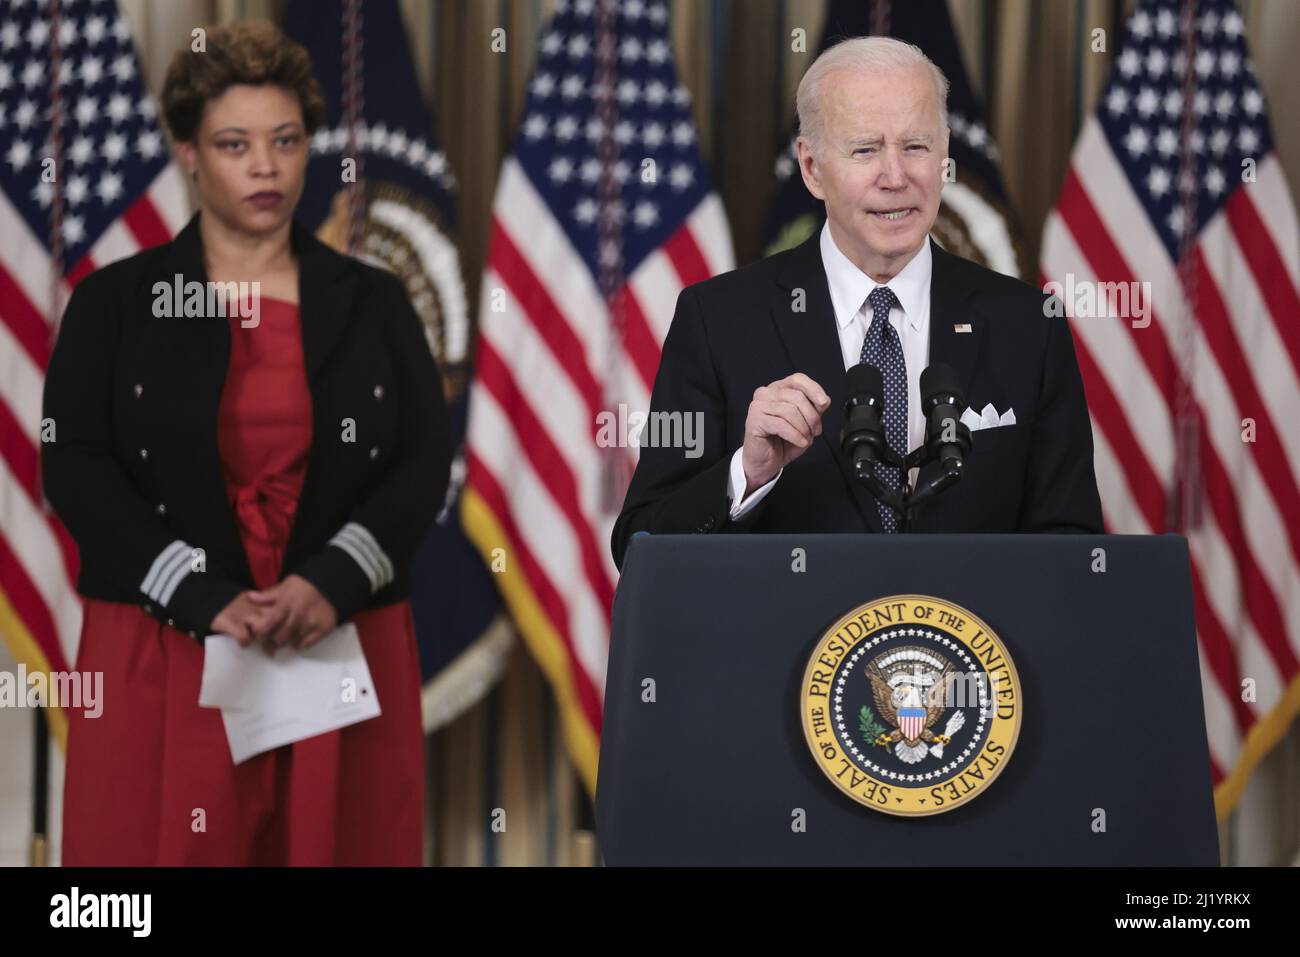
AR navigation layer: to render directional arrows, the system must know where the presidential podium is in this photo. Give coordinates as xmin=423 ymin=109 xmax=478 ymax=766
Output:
xmin=595 ymin=534 xmax=1219 ymax=866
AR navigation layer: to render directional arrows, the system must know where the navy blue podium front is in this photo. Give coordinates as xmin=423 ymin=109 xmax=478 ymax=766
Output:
xmin=596 ymin=534 xmax=1219 ymax=866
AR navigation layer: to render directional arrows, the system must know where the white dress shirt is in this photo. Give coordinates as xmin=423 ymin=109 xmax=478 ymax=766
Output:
xmin=726 ymin=221 xmax=933 ymax=519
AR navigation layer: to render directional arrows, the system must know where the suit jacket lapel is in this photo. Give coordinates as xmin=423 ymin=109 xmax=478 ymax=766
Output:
xmin=769 ymin=231 xmax=883 ymax=533
xmin=159 ymin=214 xmax=228 ymax=387
xmin=926 ymin=238 xmax=983 ymax=406
xmin=293 ymin=220 xmax=360 ymax=383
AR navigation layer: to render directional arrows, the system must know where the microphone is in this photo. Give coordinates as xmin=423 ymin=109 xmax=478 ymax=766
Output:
xmin=919 ymin=363 xmax=971 ymax=472
xmin=840 ymin=362 xmax=904 ymax=510
xmin=840 ymin=362 xmax=892 ymax=475
xmin=905 ymin=363 xmax=974 ymax=512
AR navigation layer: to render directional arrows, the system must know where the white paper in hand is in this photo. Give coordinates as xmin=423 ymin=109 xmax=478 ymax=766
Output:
xmin=199 ymin=622 xmax=381 ymax=764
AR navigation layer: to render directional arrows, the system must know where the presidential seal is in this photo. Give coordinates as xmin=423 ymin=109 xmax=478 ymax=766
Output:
xmin=800 ymin=595 xmax=1021 ymax=816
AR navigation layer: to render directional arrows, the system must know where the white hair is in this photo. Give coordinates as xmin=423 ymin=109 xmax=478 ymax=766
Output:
xmin=796 ymin=36 xmax=950 ymax=156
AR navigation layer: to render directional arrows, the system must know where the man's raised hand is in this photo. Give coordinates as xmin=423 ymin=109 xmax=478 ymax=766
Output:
xmin=741 ymin=373 xmax=831 ymax=495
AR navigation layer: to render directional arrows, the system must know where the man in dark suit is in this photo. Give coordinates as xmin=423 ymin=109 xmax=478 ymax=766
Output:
xmin=611 ymin=36 xmax=1102 ymax=569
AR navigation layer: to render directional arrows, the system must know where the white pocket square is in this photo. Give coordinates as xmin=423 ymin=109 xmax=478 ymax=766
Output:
xmin=961 ymin=404 xmax=1016 ymax=431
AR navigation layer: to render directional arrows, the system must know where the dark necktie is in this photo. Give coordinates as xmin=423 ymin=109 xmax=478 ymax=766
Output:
xmin=858 ymin=285 xmax=906 ymax=533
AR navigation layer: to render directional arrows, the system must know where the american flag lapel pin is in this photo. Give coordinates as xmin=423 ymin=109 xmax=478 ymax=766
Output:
xmin=954 ymin=323 xmax=972 ymax=333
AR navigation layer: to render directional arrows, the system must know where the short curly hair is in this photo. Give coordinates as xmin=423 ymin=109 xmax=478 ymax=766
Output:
xmin=160 ymin=21 xmax=326 ymax=142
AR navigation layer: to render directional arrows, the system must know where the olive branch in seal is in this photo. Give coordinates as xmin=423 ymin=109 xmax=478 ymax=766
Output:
xmin=858 ymin=705 xmax=888 ymax=746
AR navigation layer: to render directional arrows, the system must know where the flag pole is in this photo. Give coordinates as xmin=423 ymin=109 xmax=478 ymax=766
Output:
xmin=342 ymin=0 xmax=367 ymax=256
xmin=595 ymin=0 xmax=631 ymax=516
xmin=30 ymin=0 xmax=66 ymax=869
xmin=870 ymin=0 xmax=892 ymax=37
xmin=1170 ymin=0 xmax=1203 ymax=533
xmin=30 ymin=714 xmax=49 ymax=867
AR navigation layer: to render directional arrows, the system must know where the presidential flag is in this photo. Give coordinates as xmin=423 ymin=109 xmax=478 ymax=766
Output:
xmin=461 ymin=0 xmax=733 ymax=792
xmin=1040 ymin=0 xmax=1300 ymax=819
xmin=0 ymin=0 xmax=190 ymax=745
xmin=283 ymin=0 xmax=510 ymax=733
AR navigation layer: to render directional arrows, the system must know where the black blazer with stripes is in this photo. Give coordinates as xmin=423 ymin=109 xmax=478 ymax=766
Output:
xmin=41 ymin=213 xmax=452 ymax=641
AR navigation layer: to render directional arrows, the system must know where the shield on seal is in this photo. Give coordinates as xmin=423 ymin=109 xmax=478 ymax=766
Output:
xmin=899 ymin=707 xmax=926 ymax=742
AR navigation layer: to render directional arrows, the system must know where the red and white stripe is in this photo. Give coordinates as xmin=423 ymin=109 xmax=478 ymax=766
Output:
xmin=0 ymin=165 xmax=189 ymax=679
xmin=1042 ymin=116 xmax=1300 ymax=792
xmin=464 ymin=157 xmax=733 ymax=740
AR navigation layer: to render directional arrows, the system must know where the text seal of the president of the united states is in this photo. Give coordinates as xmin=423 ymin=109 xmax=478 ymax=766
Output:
xmin=801 ymin=595 xmax=1022 ymax=816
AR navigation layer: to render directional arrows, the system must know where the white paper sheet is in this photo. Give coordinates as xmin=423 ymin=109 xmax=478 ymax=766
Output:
xmin=199 ymin=622 xmax=381 ymax=764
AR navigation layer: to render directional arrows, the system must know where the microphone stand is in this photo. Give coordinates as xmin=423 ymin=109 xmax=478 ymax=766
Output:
xmin=850 ymin=421 xmax=971 ymax=532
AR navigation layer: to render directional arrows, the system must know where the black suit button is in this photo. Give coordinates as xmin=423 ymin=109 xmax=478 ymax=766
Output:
xmin=139 ymin=448 xmax=148 ymax=460
xmin=373 ymin=384 xmax=384 ymax=400
xmin=133 ymin=383 xmax=143 ymax=398
xmin=142 ymin=603 xmax=153 ymax=614
xmin=155 ymin=503 xmax=166 ymax=515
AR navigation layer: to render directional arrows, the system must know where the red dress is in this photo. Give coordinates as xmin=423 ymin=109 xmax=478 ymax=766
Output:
xmin=63 ymin=298 xmax=425 ymax=866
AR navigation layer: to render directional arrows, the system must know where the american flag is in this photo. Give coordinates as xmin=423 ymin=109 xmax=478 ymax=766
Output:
xmin=1041 ymin=0 xmax=1300 ymax=818
xmin=0 ymin=0 xmax=189 ymax=744
xmin=461 ymin=0 xmax=732 ymax=792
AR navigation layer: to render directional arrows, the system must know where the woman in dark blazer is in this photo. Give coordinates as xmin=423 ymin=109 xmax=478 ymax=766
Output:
xmin=41 ymin=22 xmax=450 ymax=865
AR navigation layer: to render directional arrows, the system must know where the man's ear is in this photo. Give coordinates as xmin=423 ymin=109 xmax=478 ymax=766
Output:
xmin=795 ymin=136 xmax=826 ymax=202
